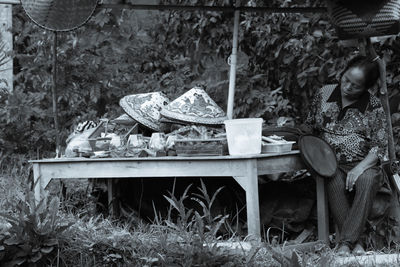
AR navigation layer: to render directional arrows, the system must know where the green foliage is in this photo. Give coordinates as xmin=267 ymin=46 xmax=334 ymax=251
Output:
xmin=54 ymin=182 xmax=261 ymax=267
xmin=0 ymin=191 xmax=73 ymax=266
xmin=150 ymin=180 xmax=256 ymax=266
xmin=161 ymin=180 xmax=229 ymax=239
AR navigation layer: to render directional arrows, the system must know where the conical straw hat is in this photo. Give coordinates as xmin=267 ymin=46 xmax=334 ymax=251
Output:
xmin=161 ymin=87 xmax=227 ymax=125
xmin=21 ymin=0 xmax=98 ymax=31
xmin=119 ymin=92 xmax=170 ymax=132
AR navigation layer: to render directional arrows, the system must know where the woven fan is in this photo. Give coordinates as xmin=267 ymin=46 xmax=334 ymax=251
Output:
xmin=21 ymin=0 xmax=98 ymax=32
xmin=20 ymin=0 xmax=99 ymax=157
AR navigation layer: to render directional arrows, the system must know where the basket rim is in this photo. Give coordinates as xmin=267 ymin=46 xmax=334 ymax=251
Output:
xmin=20 ymin=0 xmax=99 ymax=32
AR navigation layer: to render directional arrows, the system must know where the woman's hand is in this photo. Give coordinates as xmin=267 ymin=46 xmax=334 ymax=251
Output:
xmin=346 ymin=166 xmax=365 ymax=192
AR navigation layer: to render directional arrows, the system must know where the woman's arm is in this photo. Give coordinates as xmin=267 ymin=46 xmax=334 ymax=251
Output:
xmin=346 ymin=151 xmax=379 ymax=191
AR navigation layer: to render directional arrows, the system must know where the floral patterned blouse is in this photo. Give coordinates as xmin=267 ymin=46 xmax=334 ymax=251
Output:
xmin=305 ymin=84 xmax=388 ymax=164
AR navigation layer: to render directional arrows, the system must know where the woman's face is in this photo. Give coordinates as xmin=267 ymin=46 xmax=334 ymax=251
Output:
xmin=340 ymin=67 xmax=366 ymax=100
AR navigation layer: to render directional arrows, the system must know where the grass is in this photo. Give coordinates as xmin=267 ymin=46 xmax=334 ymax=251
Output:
xmin=1 ymin=154 xmax=400 ymax=266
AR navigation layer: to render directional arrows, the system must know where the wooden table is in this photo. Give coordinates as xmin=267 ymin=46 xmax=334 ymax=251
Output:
xmin=30 ymin=150 xmax=329 ymax=242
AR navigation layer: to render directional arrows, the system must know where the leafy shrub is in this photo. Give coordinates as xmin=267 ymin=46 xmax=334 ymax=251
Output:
xmin=0 ymin=191 xmax=73 ymax=267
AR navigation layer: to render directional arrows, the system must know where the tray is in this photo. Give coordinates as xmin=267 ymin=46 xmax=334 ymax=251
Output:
xmin=175 ymin=138 xmax=228 ymax=157
xmin=262 ymin=141 xmax=295 ymax=153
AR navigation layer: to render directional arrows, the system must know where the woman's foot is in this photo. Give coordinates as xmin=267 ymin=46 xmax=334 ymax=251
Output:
xmin=336 ymin=243 xmax=351 ymax=256
xmin=352 ymin=243 xmax=365 ymax=256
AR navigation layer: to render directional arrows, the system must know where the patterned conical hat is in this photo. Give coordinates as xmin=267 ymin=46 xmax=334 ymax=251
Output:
xmin=21 ymin=0 xmax=98 ymax=32
xmin=119 ymin=92 xmax=170 ymax=131
xmin=161 ymin=87 xmax=227 ymax=125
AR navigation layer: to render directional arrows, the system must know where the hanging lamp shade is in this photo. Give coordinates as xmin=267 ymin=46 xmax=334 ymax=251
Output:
xmin=325 ymin=0 xmax=400 ymax=39
xmin=20 ymin=0 xmax=98 ymax=31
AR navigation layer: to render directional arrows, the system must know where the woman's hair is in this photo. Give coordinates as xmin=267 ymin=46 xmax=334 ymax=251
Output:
xmin=341 ymin=55 xmax=380 ymax=89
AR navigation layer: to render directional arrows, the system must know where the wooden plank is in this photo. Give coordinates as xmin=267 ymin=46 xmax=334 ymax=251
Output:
xmin=316 ymin=176 xmax=329 ymax=243
xmin=0 ymin=4 xmax=13 ymax=92
xmin=38 ymin=159 xmax=249 ymax=179
xmin=0 ymin=0 xmax=18 ymax=4
xmin=294 ymin=228 xmax=314 ymax=244
xmin=28 ymin=151 xmax=301 ymax=163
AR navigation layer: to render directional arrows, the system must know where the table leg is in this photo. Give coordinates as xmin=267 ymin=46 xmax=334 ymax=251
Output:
xmin=316 ymin=176 xmax=329 ymax=243
xmin=233 ymin=160 xmax=260 ymax=240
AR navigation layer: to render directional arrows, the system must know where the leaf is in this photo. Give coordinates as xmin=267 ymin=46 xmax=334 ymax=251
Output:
xmin=0 ymin=213 xmax=18 ymax=224
xmin=4 ymin=236 xmax=22 ymax=246
xmin=313 ymin=30 xmax=323 ymax=38
xmin=40 ymin=246 xmax=54 ymax=254
xmin=48 ymin=196 xmax=60 ymax=227
xmin=43 ymin=238 xmax=58 ymax=247
xmin=3 ymin=258 xmax=26 ymax=267
xmin=30 ymin=251 xmax=42 ymax=263
xmin=108 ymin=253 xmax=122 ymax=259
xmin=163 ymin=195 xmax=180 ymax=212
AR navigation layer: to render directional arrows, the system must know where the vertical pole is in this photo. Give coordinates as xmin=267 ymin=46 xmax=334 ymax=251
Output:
xmin=0 ymin=4 xmax=13 ymax=92
xmin=52 ymin=32 xmax=60 ymax=156
xmin=227 ymin=2 xmax=240 ymax=120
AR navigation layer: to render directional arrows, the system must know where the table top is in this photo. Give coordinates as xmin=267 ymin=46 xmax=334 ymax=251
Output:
xmin=30 ymin=150 xmax=300 ymax=163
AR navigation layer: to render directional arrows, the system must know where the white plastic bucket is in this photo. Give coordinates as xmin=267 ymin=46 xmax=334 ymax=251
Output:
xmin=224 ymin=118 xmax=263 ymax=155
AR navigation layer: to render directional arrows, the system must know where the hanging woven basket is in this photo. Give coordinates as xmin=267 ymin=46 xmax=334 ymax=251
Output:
xmin=325 ymin=0 xmax=400 ymax=39
xmin=20 ymin=0 xmax=98 ymax=32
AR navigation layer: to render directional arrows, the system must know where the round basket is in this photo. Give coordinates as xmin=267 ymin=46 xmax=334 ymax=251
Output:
xmin=21 ymin=0 xmax=98 ymax=31
xmin=326 ymin=0 xmax=400 ymax=39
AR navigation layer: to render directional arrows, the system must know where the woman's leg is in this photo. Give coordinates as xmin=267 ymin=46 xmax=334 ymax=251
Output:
xmin=339 ymin=167 xmax=381 ymax=245
xmin=327 ymin=168 xmax=350 ymax=234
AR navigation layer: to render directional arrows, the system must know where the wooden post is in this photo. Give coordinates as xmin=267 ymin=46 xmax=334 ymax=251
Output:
xmin=0 ymin=4 xmax=13 ymax=92
xmin=52 ymin=32 xmax=60 ymax=156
